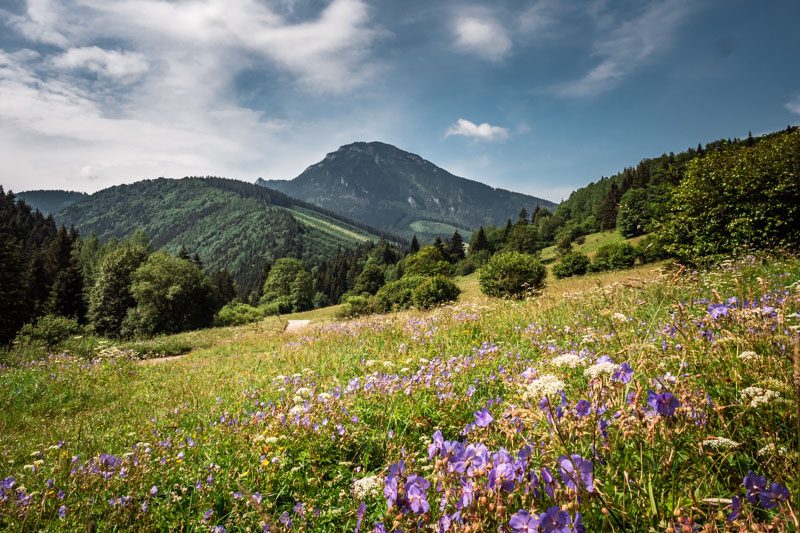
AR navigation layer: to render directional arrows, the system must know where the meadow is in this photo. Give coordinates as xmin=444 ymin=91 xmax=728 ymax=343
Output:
xmin=0 ymin=256 xmax=797 ymax=532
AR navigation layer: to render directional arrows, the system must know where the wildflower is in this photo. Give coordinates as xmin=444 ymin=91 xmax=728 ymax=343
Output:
xmin=509 ymin=509 xmax=539 ymax=533
xmin=557 ymin=454 xmax=593 ymax=493
xmin=757 ymin=443 xmax=789 ymax=457
xmin=744 ymin=471 xmax=767 ymax=504
xmin=474 ymin=407 xmax=493 ymax=427
xmin=203 ymin=509 xmax=214 ymax=522
xmin=538 ymin=505 xmax=571 ymax=533
xmin=253 ymin=492 xmax=263 ymax=505
xmin=583 ymin=362 xmax=616 ymax=379
xmin=738 ymin=351 xmax=760 ymax=361
xmin=701 ymin=437 xmax=740 ymax=450
xmin=574 ymin=512 xmax=586 ymax=533
xmin=355 ymin=502 xmax=366 ymax=533
xmin=150 ymin=485 xmax=158 ymax=496
xmin=575 ymin=400 xmax=591 ymax=417
xmin=354 ymin=475 xmax=383 ymax=499
xmin=550 ymin=353 xmax=584 ymax=368
xmin=296 ymin=387 xmax=312 ymax=398
xmin=213 ymin=527 xmax=226 ymax=533
xmin=740 ymin=387 xmax=781 ymax=408
xmin=612 ymin=362 xmax=633 ymax=383
xmin=612 ymin=313 xmax=627 ymax=322
xmin=727 ymin=495 xmax=741 ymax=521
xmin=58 ymin=505 xmax=66 ymax=518
xmin=407 ymin=484 xmax=429 ymax=514
xmin=647 ymin=390 xmax=680 ymax=417
xmin=758 ymin=483 xmax=789 ymax=509
xmin=523 ymin=375 xmax=566 ymax=402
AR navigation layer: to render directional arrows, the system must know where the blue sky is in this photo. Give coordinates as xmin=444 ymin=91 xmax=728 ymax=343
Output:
xmin=1 ymin=0 xmax=799 ymax=202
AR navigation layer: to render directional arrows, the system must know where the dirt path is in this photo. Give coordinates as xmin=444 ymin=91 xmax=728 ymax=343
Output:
xmin=284 ymin=320 xmax=311 ymax=334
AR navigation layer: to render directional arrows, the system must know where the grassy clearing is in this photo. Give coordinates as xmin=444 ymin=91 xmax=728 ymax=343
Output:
xmin=540 ymin=230 xmax=646 ymax=264
xmin=409 ymin=220 xmax=467 ymax=235
xmin=0 ymin=257 xmax=797 ymax=532
xmin=288 ymin=208 xmax=375 ymax=243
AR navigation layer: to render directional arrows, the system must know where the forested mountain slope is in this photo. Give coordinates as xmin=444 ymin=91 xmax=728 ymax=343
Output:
xmin=16 ymin=190 xmax=87 ymax=215
xmin=55 ymin=177 xmax=389 ymax=294
xmin=260 ymin=141 xmax=557 ymax=240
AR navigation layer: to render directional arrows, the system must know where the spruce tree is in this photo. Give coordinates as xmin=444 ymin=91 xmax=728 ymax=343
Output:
xmin=470 ymin=227 xmax=488 ymax=254
xmin=448 ymin=231 xmax=465 ymax=261
xmin=409 ymin=235 xmax=420 ymax=254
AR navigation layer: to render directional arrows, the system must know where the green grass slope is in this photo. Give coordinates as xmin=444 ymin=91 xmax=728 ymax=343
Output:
xmin=0 ymin=256 xmax=796 ymax=531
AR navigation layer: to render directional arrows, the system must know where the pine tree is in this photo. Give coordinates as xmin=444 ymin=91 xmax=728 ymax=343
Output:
xmin=517 ymin=208 xmax=529 ymax=225
xmin=409 ymin=235 xmax=420 ymax=254
xmin=470 ymin=227 xmax=488 ymax=254
xmin=448 ymin=231 xmax=465 ymax=261
xmin=0 ymin=227 xmax=29 ymax=344
xmin=598 ymin=182 xmax=620 ymax=231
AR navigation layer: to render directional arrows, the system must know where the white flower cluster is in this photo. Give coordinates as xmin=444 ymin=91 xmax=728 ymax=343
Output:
xmin=583 ymin=362 xmax=616 ymax=379
xmin=353 ymin=475 xmax=383 ymax=499
xmin=550 ymin=353 xmax=585 ymax=368
xmin=296 ymin=387 xmax=312 ymax=398
xmin=701 ymin=437 xmax=740 ymax=450
xmin=523 ymin=375 xmax=566 ymax=401
xmin=738 ymin=351 xmax=761 ymax=361
xmin=288 ymin=405 xmax=305 ymax=417
xmin=757 ymin=443 xmax=789 ymax=457
xmin=612 ymin=313 xmax=627 ymax=322
xmin=740 ymin=386 xmax=781 ymax=408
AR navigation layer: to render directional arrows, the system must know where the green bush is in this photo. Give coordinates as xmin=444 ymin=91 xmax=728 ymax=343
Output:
xmin=373 ymin=276 xmax=428 ymax=312
xmin=15 ymin=314 xmax=84 ymax=350
xmin=336 ymin=295 xmax=374 ymax=319
xmin=411 ymin=276 xmax=461 ymax=309
xmin=589 ymin=242 xmax=637 ymax=272
xmin=552 ymin=251 xmax=591 ymax=279
xmin=213 ymin=302 xmax=265 ymax=327
xmin=404 ymin=246 xmax=453 ymax=278
xmin=635 ymin=235 xmax=669 ymax=264
xmin=261 ymin=296 xmax=292 ymax=316
xmin=478 ymin=251 xmax=546 ymax=299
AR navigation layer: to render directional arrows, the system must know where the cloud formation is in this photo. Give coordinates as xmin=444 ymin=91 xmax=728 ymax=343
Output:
xmin=452 ymin=14 xmax=511 ymax=62
xmin=552 ymin=0 xmax=694 ymax=98
xmin=786 ymin=95 xmax=800 ymax=115
xmin=446 ymin=118 xmax=509 ymax=141
xmin=52 ymin=47 xmax=148 ymax=80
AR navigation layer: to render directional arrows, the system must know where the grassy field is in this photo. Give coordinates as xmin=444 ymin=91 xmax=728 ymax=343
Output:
xmin=0 ymin=257 xmax=797 ymax=531
xmin=540 ymin=230 xmax=646 ymax=264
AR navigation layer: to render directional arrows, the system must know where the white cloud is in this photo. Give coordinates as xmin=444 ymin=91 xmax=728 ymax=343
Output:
xmin=0 ymin=0 xmax=397 ymax=192
xmin=552 ymin=0 xmax=694 ymax=99
xmin=446 ymin=118 xmax=509 ymax=141
xmin=452 ymin=15 xmax=511 ymax=62
xmin=786 ymin=95 xmax=800 ymax=115
xmin=52 ymin=47 xmax=148 ymax=80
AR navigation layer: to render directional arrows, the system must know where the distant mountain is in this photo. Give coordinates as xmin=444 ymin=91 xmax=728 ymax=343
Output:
xmin=16 ymin=190 xmax=87 ymax=215
xmin=54 ymin=177 xmax=394 ymax=295
xmin=259 ymin=142 xmax=557 ymax=240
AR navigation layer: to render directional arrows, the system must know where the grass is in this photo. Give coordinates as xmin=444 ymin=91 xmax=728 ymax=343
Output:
xmin=409 ymin=220 xmax=467 ymax=235
xmin=0 ymin=256 xmax=797 ymax=532
xmin=540 ymin=230 xmax=646 ymax=264
xmin=288 ymin=208 xmax=375 ymax=243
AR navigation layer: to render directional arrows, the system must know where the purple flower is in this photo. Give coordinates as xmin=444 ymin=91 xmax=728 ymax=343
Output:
xmin=539 ymin=506 xmax=572 ymax=533
xmin=574 ymin=512 xmax=585 ymax=533
xmin=727 ymin=495 xmax=741 ymax=521
xmin=758 ymin=482 xmax=789 ymax=509
xmin=384 ymin=475 xmax=398 ymax=508
xmin=213 ymin=527 xmax=226 ymax=533
xmin=203 ymin=509 xmax=214 ymax=522
xmin=474 ymin=407 xmax=493 ymax=427
xmin=457 ymin=478 xmax=473 ymax=509
xmin=612 ymin=362 xmax=633 ymax=383
xmin=428 ymin=430 xmax=444 ymax=460
xmin=744 ymin=470 xmax=767 ymax=505
xmin=557 ymin=454 xmax=594 ymax=493
xmin=355 ymin=501 xmax=367 ymax=533
xmin=488 ymin=462 xmax=516 ymax=492
xmin=58 ymin=505 xmax=67 ymax=518
xmin=509 ymin=509 xmax=539 ymax=533
xmin=371 ymin=523 xmax=386 ymax=533
xmin=541 ymin=467 xmax=557 ymax=499
xmin=293 ymin=502 xmax=304 ymax=516
xmin=575 ymin=400 xmax=591 ymax=417
xmin=647 ymin=390 xmax=680 ymax=417
xmin=407 ymin=483 xmax=429 ymax=514
xmin=280 ymin=511 xmax=291 ymax=527
xmin=149 ymin=485 xmax=158 ymax=496
xmin=253 ymin=492 xmax=263 ymax=505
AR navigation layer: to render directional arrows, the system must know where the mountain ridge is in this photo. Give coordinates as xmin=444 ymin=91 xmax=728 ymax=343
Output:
xmin=258 ymin=141 xmax=557 ymax=239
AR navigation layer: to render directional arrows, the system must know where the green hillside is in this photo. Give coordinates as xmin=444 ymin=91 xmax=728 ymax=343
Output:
xmin=15 ymin=189 xmax=87 ymax=215
xmin=54 ymin=177 xmax=386 ymax=294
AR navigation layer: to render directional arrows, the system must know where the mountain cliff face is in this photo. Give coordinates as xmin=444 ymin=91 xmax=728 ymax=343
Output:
xmin=259 ymin=142 xmax=557 ymax=239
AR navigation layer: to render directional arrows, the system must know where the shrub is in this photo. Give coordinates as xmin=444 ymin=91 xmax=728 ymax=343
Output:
xmin=213 ymin=302 xmax=264 ymax=327
xmin=374 ymin=276 xmax=428 ymax=312
xmin=15 ymin=314 xmax=84 ymax=350
xmin=589 ymin=243 xmax=637 ymax=272
xmin=635 ymin=235 xmax=669 ymax=264
xmin=478 ymin=252 xmax=546 ymax=299
xmin=552 ymin=251 xmax=591 ymax=279
xmin=261 ymin=296 xmax=292 ymax=316
xmin=353 ymin=264 xmax=385 ymax=295
xmin=405 ymin=246 xmax=453 ymax=278
xmin=411 ymin=276 xmax=461 ymax=309
xmin=336 ymin=295 xmax=373 ymax=319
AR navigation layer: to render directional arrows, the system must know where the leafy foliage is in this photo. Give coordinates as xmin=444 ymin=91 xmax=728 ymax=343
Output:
xmin=373 ymin=276 xmax=428 ymax=312
xmin=552 ymin=251 xmax=591 ymax=279
xmin=14 ymin=314 xmax=83 ymax=350
xmin=657 ymin=129 xmax=800 ymax=262
xmin=478 ymin=251 xmax=546 ymax=299
xmin=404 ymin=246 xmax=452 ymax=278
xmin=588 ymin=242 xmax=637 ymax=273
xmin=213 ymin=302 xmax=265 ymax=327
xmin=411 ymin=275 xmax=461 ymax=309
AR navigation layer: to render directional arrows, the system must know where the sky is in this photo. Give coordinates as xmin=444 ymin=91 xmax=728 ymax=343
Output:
xmin=1 ymin=0 xmax=799 ymax=202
